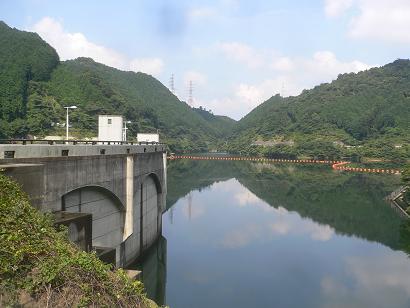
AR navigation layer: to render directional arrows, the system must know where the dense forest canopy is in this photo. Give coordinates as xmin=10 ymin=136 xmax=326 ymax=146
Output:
xmin=0 ymin=22 xmax=234 ymax=152
xmin=228 ymin=60 xmax=410 ymax=161
xmin=0 ymin=21 xmax=408 ymax=160
xmin=0 ymin=21 xmax=59 ymax=138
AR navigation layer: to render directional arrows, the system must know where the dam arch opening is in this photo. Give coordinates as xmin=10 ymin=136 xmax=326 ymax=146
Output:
xmin=62 ymin=185 xmax=126 ymax=263
xmin=139 ymin=173 xmax=162 ymax=252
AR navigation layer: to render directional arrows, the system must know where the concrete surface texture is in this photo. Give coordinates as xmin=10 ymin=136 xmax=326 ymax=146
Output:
xmin=0 ymin=144 xmax=167 ymax=267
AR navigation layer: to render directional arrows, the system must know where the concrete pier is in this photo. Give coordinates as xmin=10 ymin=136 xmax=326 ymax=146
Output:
xmin=0 ymin=142 xmax=167 ymax=267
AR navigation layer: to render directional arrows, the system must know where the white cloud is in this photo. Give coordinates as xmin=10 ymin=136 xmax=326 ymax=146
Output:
xmin=129 ymin=58 xmax=164 ymax=76
xmin=346 ymin=253 xmax=410 ymax=296
xmin=30 ymin=17 xmax=164 ymax=76
xmin=201 ymin=43 xmax=373 ymax=119
xmin=348 ymin=0 xmax=410 ymax=43
xmin=270 ymin=221 xmax=291 ymax=235
xmin=192 ymin=39 xmax=373 ymax=119
xmin=324 ymin=0 xmax=354 ymax=18
xmin=183 ymin=70 xmax=208 ymax=86
xmin=200 ymin=77 xmax=296 ymax=119
xmin=305 ymin=223 xmax=334 ymax=241
xmin=321 ymin=276 xmax=348 ymax=295
xmin=325 ymin=0 xmax=410 ymax=43
xmin=217 ymin=42 xmax=264 ymax=69
xmin=235 ymin=190 xmax=261 ymax=206
xmin=220 ymin=223 xmax=263 ymax=248
xmin=304 ymin=51 xmax=372 ymax=82
xmin=213 ymin=179 xmax=335 ymax=248
xmin=31 ymin=17 xmax=126 ymax=68
xmin=182 ymin=203 xmax=205 ymax=220
xmin=320 ymin=252 xmax=410 ymax=307
xmin=235 ymin=77 xmax=295 ymax=104
xmin=319 ymin=252 xmax=410 ymax=306
xmin=271 ymin=57 xmax=295 ymax=72
xmin=200 ymin=96 xmax=251 ymax=120
xmin=269 ymin=217 xmax=334 ymax=241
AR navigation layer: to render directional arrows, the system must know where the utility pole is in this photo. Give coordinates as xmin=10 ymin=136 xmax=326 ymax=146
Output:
xmin=64 ymin=105 xmax=77 ymax=142
xmin=123 ymin=120 xmax=131 ymax=142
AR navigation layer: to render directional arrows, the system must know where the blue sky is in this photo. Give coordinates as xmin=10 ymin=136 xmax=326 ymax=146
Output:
xmin=2 ymin=0 xmax=410 ymax=119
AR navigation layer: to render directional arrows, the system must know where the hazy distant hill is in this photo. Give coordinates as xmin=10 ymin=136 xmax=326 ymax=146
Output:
xmin=0 ymin=21 xmax=235 ymax=151
xmin=228 ymin=60 xmax=410 ymax=160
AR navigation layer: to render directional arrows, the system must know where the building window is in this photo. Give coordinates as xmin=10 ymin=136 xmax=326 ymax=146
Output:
xmin=108 ymin=119 xmax=112 ymax=124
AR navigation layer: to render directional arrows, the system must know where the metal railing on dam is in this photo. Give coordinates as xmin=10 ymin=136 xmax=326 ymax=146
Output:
xmin=0 ymin=139 xmax=164 ymax=146
xmin=0 ymin=139 xmax=166 ymax=159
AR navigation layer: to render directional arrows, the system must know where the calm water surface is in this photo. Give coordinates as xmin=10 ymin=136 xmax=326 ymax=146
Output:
xmin=136 ymin=160 xmax=410 ymax=308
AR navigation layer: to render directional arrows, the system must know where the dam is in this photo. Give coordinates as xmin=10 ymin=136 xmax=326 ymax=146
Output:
xmin=0 ymin=140 xmax=167 ymax=267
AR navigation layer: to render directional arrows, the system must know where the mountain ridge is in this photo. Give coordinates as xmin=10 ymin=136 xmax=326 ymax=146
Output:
xmin=228 ymin=59 xmax=410 ymax=160
xmin=0 ymin=21 xmax=235 ymax=152
xmin=1 ymin=20 xmax=409 ymax=159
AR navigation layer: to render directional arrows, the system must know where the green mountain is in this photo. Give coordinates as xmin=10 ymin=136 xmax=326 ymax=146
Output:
xmin=228 ymin=61 xmax=410 ymax=161
xmin=0 ymin=21 xmax=235 ymax=152
xmin=192 ymin=106 xmax=236 ymax=137
xmin=0 ymin=21 xmax=59 ymax=138
xmin=46 ymin=58 xmax=234 ymax=151
xmin=1 ymin=21 xmax=409 ymax=159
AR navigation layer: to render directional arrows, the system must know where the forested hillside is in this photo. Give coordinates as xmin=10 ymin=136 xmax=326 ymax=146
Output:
xmin=0 ymin=21 xmax=59 ymax=138
xmin=0 ymin=21 xmax=235 ymax=152
xmin=46 ymin=58 xmax=232 ymax=151
xmin=228 ymin=60 xmax=410 ymax=161
xmin=1 ymin=21 xmax=409 ymax=159
xmin=192 ymin=106 xmax=236 ymax=137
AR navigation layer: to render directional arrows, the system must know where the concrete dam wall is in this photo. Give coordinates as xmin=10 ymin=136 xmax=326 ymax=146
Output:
xmin=0 ymin=143 xmax=167 ymax=267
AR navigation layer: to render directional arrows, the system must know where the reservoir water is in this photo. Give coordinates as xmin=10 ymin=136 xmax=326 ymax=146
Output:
xmin=134 ymin=160 xmax=410 ymax=308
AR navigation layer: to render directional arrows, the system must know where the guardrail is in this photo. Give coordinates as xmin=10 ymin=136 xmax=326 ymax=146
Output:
xmin=0 ymin=139 xmax=165 ymax=146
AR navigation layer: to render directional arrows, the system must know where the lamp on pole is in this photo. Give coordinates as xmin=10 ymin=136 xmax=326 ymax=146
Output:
xmin=123 ymin=120 xmax=131 ymax=142
xmin=64 ymin=106 xmax=77 ymax=141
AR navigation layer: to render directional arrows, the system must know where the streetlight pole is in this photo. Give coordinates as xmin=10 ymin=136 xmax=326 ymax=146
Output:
xmin=64 ymin=106 xmax=77 ymax=141
xmin=123 ymin=120 xmax=131 ymax=142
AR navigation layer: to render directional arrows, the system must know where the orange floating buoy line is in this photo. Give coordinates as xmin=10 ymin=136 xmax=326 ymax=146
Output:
xmin=167 ymin=155 xmax=402 ymax=175
xmin=331 ymin=161 xmax=401 ymax=174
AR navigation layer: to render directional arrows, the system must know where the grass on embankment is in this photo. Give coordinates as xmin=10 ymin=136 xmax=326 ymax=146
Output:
xmin=0 ymin=173 xmax=157 ymax=307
